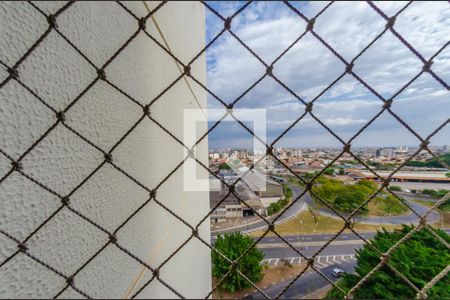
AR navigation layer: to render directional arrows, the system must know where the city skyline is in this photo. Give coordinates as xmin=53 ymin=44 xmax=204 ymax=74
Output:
xmin=209 ymin=144 xmax=450 ymax=152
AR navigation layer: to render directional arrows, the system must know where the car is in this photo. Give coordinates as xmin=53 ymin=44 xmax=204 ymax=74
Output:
xmin=331 ymin=267 xmax=345 ymax=278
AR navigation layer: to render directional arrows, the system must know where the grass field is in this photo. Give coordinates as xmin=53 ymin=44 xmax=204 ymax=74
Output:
xmin=249 ymin=210 xmax=401 ymax=237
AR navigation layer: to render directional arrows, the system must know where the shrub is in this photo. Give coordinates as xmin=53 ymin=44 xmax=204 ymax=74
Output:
xmin=326 ymin=226 xmax=450 ymax=299
xmin=389 ymin=185 xmax=402 ymax=192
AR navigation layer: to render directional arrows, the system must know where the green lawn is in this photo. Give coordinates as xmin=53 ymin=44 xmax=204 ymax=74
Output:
xmin=249 ymin=210 xmax=401 ymax=237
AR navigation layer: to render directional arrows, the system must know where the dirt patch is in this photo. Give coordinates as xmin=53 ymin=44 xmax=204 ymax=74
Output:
xmin=301 ymin=284 xmax=333 ymax=299
xmin=440 ymin=211 xmax=450 ymax=228
xmin=212 ymin=261 xmax=309 ymax=299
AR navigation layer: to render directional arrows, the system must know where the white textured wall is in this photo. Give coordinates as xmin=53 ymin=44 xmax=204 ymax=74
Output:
xmin=0 ymin=1 xmax=210 ymax=298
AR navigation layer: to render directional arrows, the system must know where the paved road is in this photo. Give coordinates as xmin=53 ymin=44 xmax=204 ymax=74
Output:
xmin=246 ymin=261 xmax=357 ymax=299
xmin=263 ymin=253 xmax=356 ymax=267
xmin=392 ymin=181 xmax=450 ymax=191
xmin=247 ymin=228 xmax=450 ymax=299
xmin=212 ymin=183 xmax=307 ymax=235
xmin=257 ymin=231 xmax=377 ymax=245
xmin=256 ymin=230 xmax=450 ymax=258
xmin=212 ymin=183 xmax=442 ymax=236
xmin=261 ymin=243 xmax=363 ymax=260
xmin=400 ymin=193 xmax=437 ymax=203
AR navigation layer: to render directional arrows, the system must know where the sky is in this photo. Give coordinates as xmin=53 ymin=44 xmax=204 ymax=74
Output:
xmin=204 ymin=1 xmax=450 ymax=149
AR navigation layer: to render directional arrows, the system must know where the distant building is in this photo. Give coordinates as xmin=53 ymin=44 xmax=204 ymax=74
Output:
xmin=396 ymin=146 xmax=408 ymax=154
xmin=293 ymin=149 xmax=303 ymax=157
xmin=238 ymin=149 xmax=248 ymax=160
xmin=236 ymin=167 xmax=283 ymax=211
xmin=209 ymin=181 xmax=263 ymax=223
xmin=375 ymin=148 xmax=382 ymax=157
xmin=209 ymin=168 xmax=284 ymax=222
xmin=209 ymin=152 xmax=220 ymax=159
xmin=381 ymin=148 xmax=394 ymax=159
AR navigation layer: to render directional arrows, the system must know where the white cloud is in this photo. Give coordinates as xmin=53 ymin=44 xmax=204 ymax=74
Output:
xmin=323 ymin=117 xmax=367 ymax=126
xmin=205 ymin=1 xmax=450 ymax=147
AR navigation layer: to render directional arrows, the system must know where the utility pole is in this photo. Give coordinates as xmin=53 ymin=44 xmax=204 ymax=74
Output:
xmin=300 ymin=220 xmax=304 ymax=249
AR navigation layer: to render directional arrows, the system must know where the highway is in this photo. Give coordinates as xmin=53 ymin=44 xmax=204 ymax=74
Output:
xmin=257 ymin=231 xmax=376 ymax=245
xmin=261 ymin=243 xmax=362 ymax=260
xmin=210 ymin=182 xmax=446 ymax=297
xmin=246 ymin=261 xmax=357 ymax=299
xmin=246 ymin=229 xmax=450 ymax=298
xmin=212 ymin=182 xmax=442 ymax=236
xmin=257 ymin=229 xmax=450 ymax=258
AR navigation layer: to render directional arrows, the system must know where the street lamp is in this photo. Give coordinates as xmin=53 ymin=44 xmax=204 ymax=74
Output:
xmin=299 ymin=220 xmax=304 ymax=249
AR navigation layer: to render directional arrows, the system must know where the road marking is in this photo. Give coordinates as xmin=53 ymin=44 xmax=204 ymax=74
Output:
xmin=315 ymin=260 xmax=327 ymax=268
xmin=262 ymin=254 xmax=355 ymax=267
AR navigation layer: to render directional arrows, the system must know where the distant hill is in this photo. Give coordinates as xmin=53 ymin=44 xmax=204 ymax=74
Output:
xmin=405 ymin=153 xmax=450 ymax=168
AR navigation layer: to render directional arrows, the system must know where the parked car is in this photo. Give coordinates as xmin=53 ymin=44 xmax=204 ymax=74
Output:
xmin=331 ymin=267 xmax=345 ymax=278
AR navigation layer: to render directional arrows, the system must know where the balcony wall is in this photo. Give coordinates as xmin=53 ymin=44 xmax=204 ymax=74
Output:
xmin=0 ymin=1 xmax=211 ymax=298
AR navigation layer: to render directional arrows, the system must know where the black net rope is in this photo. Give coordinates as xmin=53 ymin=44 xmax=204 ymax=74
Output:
xmin=0 ymin=1 xmax=449 ymax=299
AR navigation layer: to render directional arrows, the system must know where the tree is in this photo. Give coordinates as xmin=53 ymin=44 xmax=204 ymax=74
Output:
xmin=302 ymin=172 xmax=315 ymax=181
xmin=212 ymin=232 xmax=264 ymax=292
xmin=339 ymin=168 xmax=345 ymax=175
xmin=422 ymin=188 xmax=437 ymax=196
xmin=405 ymin=153 xmax=450 ymax=168
xmin=439 ymin=198 xmax=450 ymax=212
xmin=446 ymin=172 xmax=450 ymax=178
xmin=421 ymin=189 xmax=449 ymax=199
xmin=389 ymin=185 xmax=402 ymax=192
xmin=218 ymin=162 xmax=231 ymax=170
xmin=312 ymin=178 xmax=408 ymax=215
xmin=326 ymin=225 xmax=450 ymax=299
xmin=309 ymin=208 xmax=320 ymax=233
xmin=324 ymin=167 xmax=335 ymax=175
xmin=267 ymin=202 xmax=282 ymax=215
